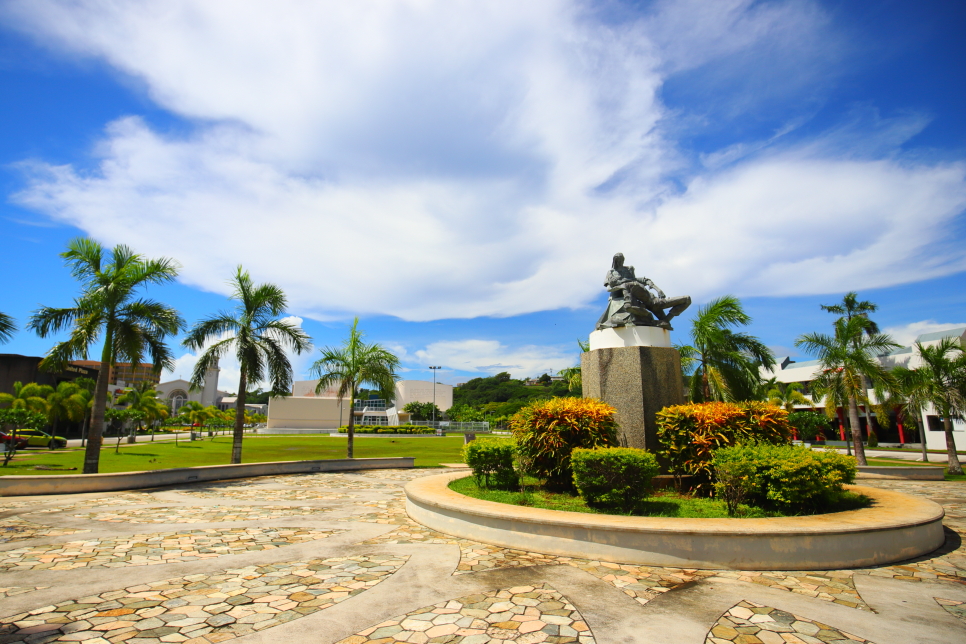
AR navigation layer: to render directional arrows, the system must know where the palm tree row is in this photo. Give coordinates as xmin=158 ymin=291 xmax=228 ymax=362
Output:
xmin=22 ymin=237 xmax=398 ymax=473
xmin=0 ymin=379 xmax=94 ymax=439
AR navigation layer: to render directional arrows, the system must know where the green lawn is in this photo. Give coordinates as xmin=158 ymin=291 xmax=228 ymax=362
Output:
xmin=448 ymin=476 xmax=869 ymax=519
xmin=864 ymin=458 xmax=945 ymax=467
xmin=0 ymin=436 xmax=466 ymax=475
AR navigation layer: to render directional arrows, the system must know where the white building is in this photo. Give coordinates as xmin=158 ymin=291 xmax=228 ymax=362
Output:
xmin=266 ymin=379 xmax=454 ymax=430
xmin=762 ymin=326 xmax=966 ymax=449
xmin=153 ymin=359 xmax=266 ymax=415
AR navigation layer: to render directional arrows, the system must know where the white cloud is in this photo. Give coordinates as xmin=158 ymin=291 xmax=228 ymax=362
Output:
xmin=882 ymin=321 xmax=966 ymax=348
xmin=161 ymin=316 xmax=312 ymax=393
xmin=4 ymin=0 xmax=966 ymax=321
xmin=413 ymin=339 xmax=574 ymax=379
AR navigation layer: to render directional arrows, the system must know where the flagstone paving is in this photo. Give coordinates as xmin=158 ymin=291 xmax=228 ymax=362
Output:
xmin=0 ymin=473 xmax=962 ymax=643
xmin=0 ymin=528 xmax=341 ymax=572
xmin=0 ymin=519 xmax=88 ymax=544
xmin=705 ymin=600 xmax=871 ymax=644
xmin=0 ymin=555 xmax=408 ymax=644
xmin=73 ymin=506 xmax=328 ymax=524
xmin=335 ymin=583 xmax=593 ymax=644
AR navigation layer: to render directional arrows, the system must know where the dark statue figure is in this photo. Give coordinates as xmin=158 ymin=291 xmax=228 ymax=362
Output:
xmin=595 ymin=253 xmax=691 ymax=331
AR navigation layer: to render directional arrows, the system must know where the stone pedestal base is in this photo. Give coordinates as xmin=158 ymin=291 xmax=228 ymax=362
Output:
xmin=581 ymin=345 xmax=685 ymax=451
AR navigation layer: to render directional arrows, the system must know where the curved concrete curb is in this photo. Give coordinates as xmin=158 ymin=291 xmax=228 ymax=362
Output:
xmin=0 ymin=457 xmax=414 ymax=496
xmin=405 ymin=471 xmax=945 ymax=570
xmin=856 ymin=465 xmax=945 ymax=480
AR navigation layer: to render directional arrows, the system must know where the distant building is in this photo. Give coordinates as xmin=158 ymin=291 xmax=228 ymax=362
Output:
xmin=153 ymin=359 xmax=266 ymax=415
xmin=72 ymin=361 xmax=159 ymax=387
xmin=0 ymin=353 xmax=99 ymax=395
xmin=267 ymin=379 xmax=454 ymax=430
xmin=762 ymin=326 xmax=966 ymax=449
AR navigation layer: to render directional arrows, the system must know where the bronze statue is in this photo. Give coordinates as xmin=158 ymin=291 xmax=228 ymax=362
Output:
xmin=595 ymin=253 xmax=691 ymax=330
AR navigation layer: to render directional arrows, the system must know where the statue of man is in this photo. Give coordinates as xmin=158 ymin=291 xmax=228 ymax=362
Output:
xmin=596 ymin=253 xmax=691 ymax=330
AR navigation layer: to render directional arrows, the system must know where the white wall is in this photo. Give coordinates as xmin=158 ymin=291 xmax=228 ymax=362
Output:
xmin=396 ymin=380 xmax=453 ymax=411
xmin=267 ymin=396 xmax=347 ymax=429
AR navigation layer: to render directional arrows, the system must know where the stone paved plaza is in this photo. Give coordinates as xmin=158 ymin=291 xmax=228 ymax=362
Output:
xmin=0 ymin=470 xmax=964 ymax=643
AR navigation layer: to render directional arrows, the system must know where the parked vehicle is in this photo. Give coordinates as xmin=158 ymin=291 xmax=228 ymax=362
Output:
xmin=0 ymin=432 xmax=30 ymax=450
xmin=12 ymin=429 xmax=68 ymax=449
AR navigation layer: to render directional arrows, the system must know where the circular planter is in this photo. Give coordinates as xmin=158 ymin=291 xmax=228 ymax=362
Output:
xmin=404 ymin=471 xmax=946 ymax=570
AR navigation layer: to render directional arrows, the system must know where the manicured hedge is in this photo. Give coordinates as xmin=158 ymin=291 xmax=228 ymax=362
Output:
xmin=463 ymin=438 xmax=519 ymax=490
xmin=338 ymin=425 xmax=436 ymax=434
xmin=510 ymin=398 xmax=618 ymax=490
xmin=712 ymin=443 xmax=857 ymax=514
xmin=571 ymin=447 xmax=660 ymax=513
xmin=655 ymin=401 xmax=791 ymax=494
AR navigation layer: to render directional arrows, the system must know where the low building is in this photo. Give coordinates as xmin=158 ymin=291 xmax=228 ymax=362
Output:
xmin=152 ymin=359 xmax=265 ymax=415
xmin=0 ymin=353 xmax=99 ymax=397
xmin=71 ymin=361 xmax=159 ymax=387
xmin=762 ymin=326 xmax=966 ymax=449
xmin=266 ymin=379 xmax=454 ymax=430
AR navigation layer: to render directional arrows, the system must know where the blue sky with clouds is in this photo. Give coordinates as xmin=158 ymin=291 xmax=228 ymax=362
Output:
xmin=1 ymin=0 xmax=964 ymax=391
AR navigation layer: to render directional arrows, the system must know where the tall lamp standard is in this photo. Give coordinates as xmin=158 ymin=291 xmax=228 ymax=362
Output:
xmin=429 ymin=366 xmax=442 ymax=428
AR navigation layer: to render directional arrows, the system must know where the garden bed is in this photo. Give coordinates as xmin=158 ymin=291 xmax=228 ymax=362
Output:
xmin=448 ymin=476 xmax=870 ymax=518
xmin=405 ymin=471 xmax=945 ymax=570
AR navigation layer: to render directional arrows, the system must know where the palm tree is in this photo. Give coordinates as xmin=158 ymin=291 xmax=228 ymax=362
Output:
xmin=116 ymin=385 xmax=166 ymax=440
xmin=183 ymin=266 xmax=311 ymax=464
xmin=46 ymin=381 xmax=88 ymax=440
xmin=310 ymin=318 xmax=400 ymax=458
xmin=878 ymin=366 xmax=930 ymax=462
xmin=796 ymin=316 xmax=899 ymax=465
xmin=0 ymin=381 xmax=52 ymax=414
xmin=558 ymin=339 xmax=589 ymax=393
xmin=767 ymin=382 xmax=809 ymax=412
xmin=677 ymin=296 xmax=775 ymax=402
xmin=28 ymin=238 xmax=183 ymax=474
xmin=0 ymin=312 xmax=15 ymax=344
xmin=820 ymin=292 xmax=880 ymax=332
xmin=911 ymin=338 xmax=966 ymax=475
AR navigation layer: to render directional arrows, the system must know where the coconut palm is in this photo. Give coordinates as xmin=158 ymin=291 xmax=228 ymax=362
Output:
xmin=310 ymin=318 xmax=400 ymax=458
xmin=0 ymin=312 xmax=15 ymax=344
xmin=820 ymin=292 xmax=880 ymax=333
xmin=0 ymin=381 xmax=52 ymax=414
xmin=677 ymin=296 xmax=774 ymax=402
xmin=183 ymin=266 xmax=312 ymax=464
xmin=46 ymin=381 xmax=89 ymax=439
xmin=908 ymin=338 xmax=966 ymax=475
xmin=877 ymin=366 xmax=930 ymax=462
xmin=116 ymin=385 xmax=166 ymax=438
xmin=766 ymin=382 xmax=809 ymax=412
xmin=796 ymin=316 xmax=899 ymax=465
xmin=28 ymin=238 xmax=183 ymax=473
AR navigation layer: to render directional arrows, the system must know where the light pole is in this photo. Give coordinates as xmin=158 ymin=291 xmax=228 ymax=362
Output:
xmin=429 ymin=366 xmax=442 ymax=429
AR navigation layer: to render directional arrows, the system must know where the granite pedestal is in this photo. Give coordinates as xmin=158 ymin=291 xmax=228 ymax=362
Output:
xmin=581 ymin=328 xmax=684 ymax=451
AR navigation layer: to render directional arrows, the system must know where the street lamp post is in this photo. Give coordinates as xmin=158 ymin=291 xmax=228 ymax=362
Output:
xmin=429 ymin=366 xmax=442 ymax=431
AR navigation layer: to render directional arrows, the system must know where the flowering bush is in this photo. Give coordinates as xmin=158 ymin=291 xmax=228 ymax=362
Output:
xmin=655 ymin=401 xmax=791 ymax=494
xmin=511 ymin=398 xmax=618 ymax=490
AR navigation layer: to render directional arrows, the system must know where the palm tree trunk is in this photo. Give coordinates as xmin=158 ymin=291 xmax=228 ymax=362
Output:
xmin=84 ymin=330 xmax=113 ymax=474
xmin=232 ymin=372 xmax=247 ymax=464
xmin=347 ymin=383 xmax=356 ymax=459
xmin=701 ymin=368 xmax=710 ymax=402
xmin=848 ymin=396 xmax=866 ymax=465
xmin=942 ymin=414 xmax=963 ymax=475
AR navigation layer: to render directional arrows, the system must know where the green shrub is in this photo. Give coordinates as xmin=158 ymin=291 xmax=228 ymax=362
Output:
xmin=337 ymin=425 xmax=436 ymax=434
xmin=463 ymin=438 xmax=519 ymax=490
xmin=571 ymin=447 xmax=660 ymax=513
xmin=712 ymin=443 xmax=857 ymax=513
xmin=867 ymin=429 xmax=878 ymax=448
xmin=510 ymin=398 xmax=618 ymax=491
xmin=787 ymin=411 xmax=833 ymax=441
xmin=655 ymin=401 xmax=791 ymax=494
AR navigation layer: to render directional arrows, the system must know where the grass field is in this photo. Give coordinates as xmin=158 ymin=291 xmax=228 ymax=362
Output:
xmin=0 ymin=435 xmax=466 ymax=475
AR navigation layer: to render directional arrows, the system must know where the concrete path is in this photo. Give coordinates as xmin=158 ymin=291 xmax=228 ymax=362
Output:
xmin=1 ymin=473 xmax=964 ymax=643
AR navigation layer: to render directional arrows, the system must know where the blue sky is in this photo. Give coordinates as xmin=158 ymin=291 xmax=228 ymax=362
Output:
xmin=1 ymin=0 xmax=964 ymax=392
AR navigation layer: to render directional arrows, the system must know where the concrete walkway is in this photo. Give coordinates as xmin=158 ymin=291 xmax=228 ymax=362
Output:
xmin=0 ymin=473 xmax=964 ymax=643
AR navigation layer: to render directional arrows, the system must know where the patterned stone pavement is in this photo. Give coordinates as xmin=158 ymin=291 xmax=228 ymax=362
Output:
xmin=0 ymin=555 xmax=408 ymax=644
xmin=335 ymin=583 xmax=593 ymax=644
xmin=73 ymin=506 xmax=327 ymax=524
xmin=705 ymin=600 xmax=870 ymax=644
xmin=0 ymin=471 xmax=962 ymax=643
xmin=0 ymin=528 xmax=340 ymax=572
xmin=0 ymin=519 xmax=88 ymax=544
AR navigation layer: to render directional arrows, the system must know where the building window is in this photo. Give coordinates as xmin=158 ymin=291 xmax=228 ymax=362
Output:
xmin=362 ymin=415 xmax=388 ymax=425
xmin=927 ymin=415 xmax=944 ymax=431
xmin=169 ymin=390 xmax=188 ymax=412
